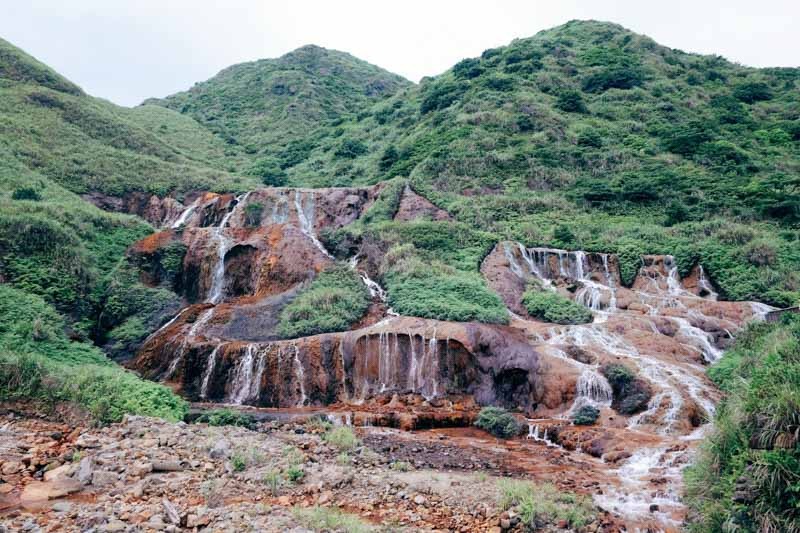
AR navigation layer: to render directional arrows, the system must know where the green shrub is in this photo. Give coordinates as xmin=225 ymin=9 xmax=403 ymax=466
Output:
xmin=420 ymin=81 xmax=466 ymax=114
xmin=231 ymin=453 xmax=246 ymax=472
xmin=572 ymin=405 xmax=600 ymax=425
xmin=581 ymin=66 xmax=644 ymax=93
xmin=292 ymin=506 xmax=372 ymax=533
xmin=498 ymin=480 xmax=595 ymax=529
xmin=11 ymin=187 xmax=41 ymax=201
xmin=244 ymin=202 xmax=264 ymax=227
xmin=263 ymin=469 xmax=283 ymax=496
xmin=196 ymin=408 xmax=255 ymax=429
xmin=474 ymin=407 xmax=521 ymax=439
xmin=386 ymin=268 xmax=509 ymax=324
xmin=686 ymin=316 xmax=800 ymax=532
xmin=286 ymin=465 xmax=305 ymax=483
xmin=555 ymin=89 xmax=586 ymax=113
xmin=323 ymin=427 xmax=359 ymax=451
xmin=733 ymin=81 xmax=773 ymax=103
xmin=521 ymin=290 xmax=592 ymax=325
xmin=334 ymin=138 xmax=368 ymax=159
xmin=278 ymin=264 xmax=370 ymax=338
xmin=248 ymin=157 xmax=287 ymax=187
xmin=600 ymin=363 xmax=651 ymax=415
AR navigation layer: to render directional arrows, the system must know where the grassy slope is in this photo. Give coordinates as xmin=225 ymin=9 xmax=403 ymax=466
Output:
xmin=685 ymin=314 xmax=800 ymax=532
xmin=146 ymin=44 xmax=411 ymax=177
xmin=279 ymin=21 xmax=800 ymax=307
xmin=0 ymin=37 xmax=258 ymax=197
xmin=0 ymin=38 xmax=221 ymax=420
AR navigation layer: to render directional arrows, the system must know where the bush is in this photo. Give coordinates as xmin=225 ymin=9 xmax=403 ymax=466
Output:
xmin=231 ymin=454 xmax=246 ymax=472
xmin=498 ymin=480 xmax=595 ymax=529
xmin=452 ymin=58 xmax=483 ymax=79
xmin=474 ymin=407 xmax=521 ymax=439
xmin=572 ymin=405 xmax=600 ymax=425
xmin=686 ymin=317 xmax=800 ymax=532
xmin=600 ymin=363 xmax=651 ymax=415
xmin=386 ymin=268 xmax=509 ymax=324
xmin=11 ymin=187 xmax=42 ymax=201
xmin=263 ymin=469 xmax=283 ymax=496
xmin=521 ymin=290 xmax=593 ymax=325
xmin=196 ymin=408 xmax=255 ymax=429
xmin=555 ymin=89 xmax=586 ymax=113
xmin=334 ymin=138 xmax=368 ymax=159
xmin=581 ymin=66 xmax=644 ymax=93
xmin=733 ymin=81 xmax=773 ymax=103
xmin=323 ymin=427 xmax=359 ymax=451
xmin=292 ymin=506 xmax=372 ymax=533
xmin=0 ymin=351 xmax=187 ymax=423
xmin=244 ymin=202 xmax=263 ymax=227
xmin=286 ymin=465 xmax=305 ymax=483
xmin=278 ymin=264 xmax=370 ymax=338
xmin=420 ymin=81 xmax=466 ymax=114
xmin=248 ymin=157 xmax=287 ymax=187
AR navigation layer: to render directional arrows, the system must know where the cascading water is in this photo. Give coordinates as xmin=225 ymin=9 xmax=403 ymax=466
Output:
xmin=572 ymin=369 xmax=613 ymax=410
xmin=506 ymin=242 xmax=618 ymax=314
xmin=207 ymin=192 xmax=250 ymax=304
xmin=294 ymin=190 xmax=332 ymax=258
xmin=526 ymin=424 xmax=560 ymax=447
xmin=228 ymin=344 xmax=258 ymax=405
xmin=200 ymin=343 xmax=225 ymax=399
xmin=170 ymin=197 xmax=201 ymax=229
xmin=348 ymin=254 xmax=398 ymax=316
xmin=697 ymin=265 xmax=718 ymax=300
xmin=292 ymin=344 xmax=307 ymax=407
xmin=163 ymin=308 xmax=215 ymax=379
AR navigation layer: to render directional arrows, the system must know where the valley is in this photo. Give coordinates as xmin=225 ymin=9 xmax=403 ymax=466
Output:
xmin=1 ymin=18 xmax=799 ymax=533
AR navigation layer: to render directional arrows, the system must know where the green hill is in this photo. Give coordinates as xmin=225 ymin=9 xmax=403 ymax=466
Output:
xmin=283 ymin=21 xmax=799 ymax=307
xmin=146 ymin=44 xmax=411 ymax=182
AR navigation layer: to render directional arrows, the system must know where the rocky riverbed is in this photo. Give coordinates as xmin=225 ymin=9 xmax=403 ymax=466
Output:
xmin=0 ymin=405 xmax=623 ymax=532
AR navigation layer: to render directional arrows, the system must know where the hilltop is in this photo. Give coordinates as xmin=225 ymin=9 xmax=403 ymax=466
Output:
xmin=146 ymin=44 xmax=411 ymax=180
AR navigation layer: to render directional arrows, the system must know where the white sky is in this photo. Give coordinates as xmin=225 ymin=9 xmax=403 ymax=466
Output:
xmin=3 ymin=0 xmax=798 ymax=107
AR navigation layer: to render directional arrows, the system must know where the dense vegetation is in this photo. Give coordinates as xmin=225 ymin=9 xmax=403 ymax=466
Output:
xmin=522 ymin=288 xmax=593 ymax=324
xmin=147 ymin=44 xmax=409 ymax=183
xmin=498 ymin=479 xmax=596 ymax=530
xmin=685 ymin=314 xmax=800 ymax=532
xmin=474 ymin=406 xmax=522 ymax=438
xmin=0 ymin=285 xmax=186 ymax=422
xmin=229 ymin=20 xmax=799 ymax=308
xmin=278 ymin=264 xmax=371 ymax=338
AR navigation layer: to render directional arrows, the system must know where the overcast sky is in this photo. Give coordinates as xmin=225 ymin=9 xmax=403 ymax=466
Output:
xmin=3 ymin=1 xmax=798 ymax=107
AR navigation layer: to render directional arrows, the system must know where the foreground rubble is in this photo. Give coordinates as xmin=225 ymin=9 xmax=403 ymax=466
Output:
xmin=0 ymin=408 xmax=621 ymax=532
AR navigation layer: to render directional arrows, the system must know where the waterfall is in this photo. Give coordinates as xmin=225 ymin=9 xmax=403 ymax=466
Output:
xmin=142 ymin=307 xmax=189 ymax=346
xmin=207 ymin=192 xmax=250 ymax=304
xmin=228 ymin=344 xmax=257 ymax=405
xmin=292 ymin=344 xmax=307 ymax=406
xmin=573 ymin=369 xmax=613 ymax=408
xmin=348 ymin=254 xmax=397 ymax=315
xmin=162 ymin=307 xmax=215 ymax=379
xmin=294 ymin=190 xmax=332 ymax=258
xmin=200 ymin=343 xmax=225 ymax=399
xmin=750 ymin=302 xmax=775 ymax=321
xmin=269 ymin=191 xmax=290 ymax=224
xmin=697 ymin=265 xmax=718 ymax=300
xmin=526 ymin=424 xmax=559 ymax=447
xmin=338 ymin=341 xmax=349 ymax=401
xmin=170 ymin=197 xmax=201 ymax=229
xmin=509 ymin=243 xmax=618 ymax=312
xmin=672 ymin=316 xmax=722 ymax=363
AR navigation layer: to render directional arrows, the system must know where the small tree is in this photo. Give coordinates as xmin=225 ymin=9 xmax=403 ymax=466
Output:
xmin=474 ymin=407 xmax=521 ymax=438
xmin=12 ymin=187 xmax=42 ymax=201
